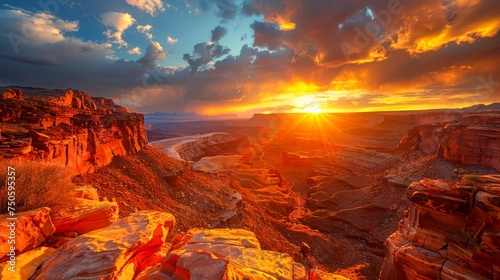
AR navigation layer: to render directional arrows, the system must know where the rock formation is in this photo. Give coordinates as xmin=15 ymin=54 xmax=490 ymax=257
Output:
xmin=33 ymin=211 xmax=176 ymax=279
xmin=50 ymin=195 xmax=119 ymax=235
xmin=0 ymin=87 xmax=147 ymax=174
xmin=0 ymin=184 xmax=348 ymax=279
xmin=380 ymin=175 xmax=500 ymax=279
xmin=398 ymin=113 xmax=500 ymax=171
xmin=0 ymin=247 xmax=56 ymax=280
xmin=0 ymin=207 xmax=55 ymax=260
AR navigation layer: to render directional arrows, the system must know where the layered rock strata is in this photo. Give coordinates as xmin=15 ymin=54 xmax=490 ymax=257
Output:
xmin=398 ymin=114 xmax=500 ymax=171
xmin=380 ymin=175 xmax=500 ymax=279
xmin=0 ymin=87 xmax=147 ymax=174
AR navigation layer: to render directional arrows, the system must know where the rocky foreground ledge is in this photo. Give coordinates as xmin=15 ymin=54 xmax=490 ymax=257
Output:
xmin=380 ymin=174 xmax=500 ymax=279
xmin=0 ymin=87 xmax=147 ymax=174
xmin=0 ymin=186 xmax=347 ymax=280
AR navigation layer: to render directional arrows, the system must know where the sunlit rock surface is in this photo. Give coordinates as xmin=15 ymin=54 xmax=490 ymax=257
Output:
xmin=0 ymin=207 xmax=54 ymax=260
xmin=74 ymin=185 xmax=100 ymax=201
xmin=309 ymin=269 xmax=351 ymax=280
xmin=51 ymin=198 xmax=119 ymax=235
xmin=380 ymin=175 xmax=500 ymax=279
xmin=0 ymin=87 xmax=147 ymax=174
xmin=147 ymin=228 xmax=300 ymax=279
xmin=0 ymin=247 xmax=56 ymax=280
xmin=32 ymin=211 xmax=175 ymax=280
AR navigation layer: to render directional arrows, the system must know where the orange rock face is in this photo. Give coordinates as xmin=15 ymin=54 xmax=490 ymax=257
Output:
xmin=398 ymin=114 xmax=500 ymax=171
xmin=309 ymin=269 xmax=350 ymax=280
xmin=0 ymin=207 xmax=55 ymax=261
xmin=380 ymin=175 xmax=500 ymax=280
xmin=50 ymin=198 xmax=119 ymax=235
xmin=135 ymin=228 xmax=350 ymax=280
xmin=32 ymin=211 xmax=176 ymax=280
xmin=146 ymin=228 xmax=296 ymax=279
xmin=0 ymin=247 xmax=56 ymax=280
xmin=0 ymin=87 xmax=147 ymax=174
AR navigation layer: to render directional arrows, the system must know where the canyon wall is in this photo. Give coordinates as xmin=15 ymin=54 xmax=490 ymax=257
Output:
xmin=398 ymin=113 xmax=500 ymax=171
xmin=0 ymin=87 xmax=147 ymax=174
xmin=380 ymin=175 xmax=500 ymax=279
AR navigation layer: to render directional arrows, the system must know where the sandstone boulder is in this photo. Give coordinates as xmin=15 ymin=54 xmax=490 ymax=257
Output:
xmin=74 ymin=185 xmax=100 ymax=201
xmin=309 ymin=269 xmax=350 ymax=280
xmin=0 ymin=247 xmax=56 ymax=280
xmin=0 ymin=207 xmax=55 ymax=260
xmin=152 ymin=228 xmax=298 ymax=279
xmin=33 ymin=211 xmax=176 ymax=280
xmin=51 ymin=198 xmax=119 ymax=235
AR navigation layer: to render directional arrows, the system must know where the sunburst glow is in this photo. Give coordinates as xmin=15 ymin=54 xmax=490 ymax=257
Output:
xmin=303 ymin=104 xmax=323 ymax=114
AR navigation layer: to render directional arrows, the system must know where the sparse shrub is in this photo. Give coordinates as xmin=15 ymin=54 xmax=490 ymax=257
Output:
xmin=463 ymin=174 xmax=484 ymax=186
xmin=453 ymin=228 xmax=479 ymax=249
xmin=0 ymin=160 xmax=77 ymax=214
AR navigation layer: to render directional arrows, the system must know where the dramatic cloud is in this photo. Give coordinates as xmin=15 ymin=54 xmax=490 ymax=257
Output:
xmin=390 ymin=0 xmax=500 ymax=54
xmin=0 ymin=9 xmax=79 ymax=48
xmin=137 ymin=41 xmax=166 ymax=69
xmin=0 ymin=1 xmax=499 ymax=115
xmin=166 ymin=36 xmax=178 ymax=44
xmin=127 ymin=46 xmax=142 ymax=55
xmin=198 ymin=0 xmax=238 ymax=19
xmin=211 ymin=26 xmax=227 ymax=42
xmin=137 ymin=24 xmax=153 ymax=40
xmin=100 ymin=12 xmax=135 ymax=47
xmin=126 ymin=0 xmax=165 ymax=16
xmin=243 ymin=0 xmax=500 ymax=67
xmin=183 ymin=42 xmax=230 ymax=74
xmin=0 ymin=6 xmax=166 ymax=99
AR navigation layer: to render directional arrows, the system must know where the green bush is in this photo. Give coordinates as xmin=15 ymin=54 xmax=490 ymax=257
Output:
xmin=463 ymin=174 xmax=484 ymax=186
xmin=0 ymin=160 xmax=77 ymax=214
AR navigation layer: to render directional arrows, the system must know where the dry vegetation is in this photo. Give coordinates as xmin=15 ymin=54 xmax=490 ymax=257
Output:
xmin=0 ymin=160 xmax=77 ymax=214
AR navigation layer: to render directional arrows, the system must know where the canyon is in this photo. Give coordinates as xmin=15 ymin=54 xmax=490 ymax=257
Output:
xmin=0 ymin=87 xmax=499 ymax=279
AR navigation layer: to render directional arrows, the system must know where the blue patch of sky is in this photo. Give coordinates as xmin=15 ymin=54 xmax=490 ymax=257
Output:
xmin=2 ymin=0 xmax=260 ymax=68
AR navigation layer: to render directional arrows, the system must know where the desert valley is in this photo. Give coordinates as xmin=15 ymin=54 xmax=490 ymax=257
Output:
xmin=1 ymin=0 xmax=499 ymax=279
xmin=0 ymin=87 xmax=499 ymax=279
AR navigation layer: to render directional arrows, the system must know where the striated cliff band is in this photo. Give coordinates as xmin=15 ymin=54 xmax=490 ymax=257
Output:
xmin=0 ymin=87 xmax=147 ymax=174
xmin=1 ymin=87 xmax=500 ymax=279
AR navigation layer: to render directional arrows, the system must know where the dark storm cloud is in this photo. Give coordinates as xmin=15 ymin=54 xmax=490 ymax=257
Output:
xmin=211 ymin=25 xmax=228 ymax=42
xmin=0 ymin=54 xmax=57 ymax=66
xmin=250 ymin=21 xmax=285 ymax=50
xmin=199 ymin=0 xmax=238 ymax=19
xmin=183 ymin=42 xmax=230 ymax=74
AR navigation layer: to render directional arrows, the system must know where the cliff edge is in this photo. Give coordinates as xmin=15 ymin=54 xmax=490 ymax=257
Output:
xmin=0 ymin=87 xmax=147 ymax=174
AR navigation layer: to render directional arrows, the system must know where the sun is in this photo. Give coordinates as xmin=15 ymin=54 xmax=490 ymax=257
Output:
xmin=303 ymin=104 xmax=323 ymax=114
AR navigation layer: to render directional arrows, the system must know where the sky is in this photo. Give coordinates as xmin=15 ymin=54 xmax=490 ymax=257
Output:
xmin=0 ymin=0 xmax=499 ymax=115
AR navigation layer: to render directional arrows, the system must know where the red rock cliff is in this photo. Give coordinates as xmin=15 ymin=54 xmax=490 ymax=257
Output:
xmin=397 ymin=113 xmax=500 ymax=171
xmin=0 ymin=87 xmax=148 ymax=174
xmin=380 ymin=175 xmax=500 ymax=279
